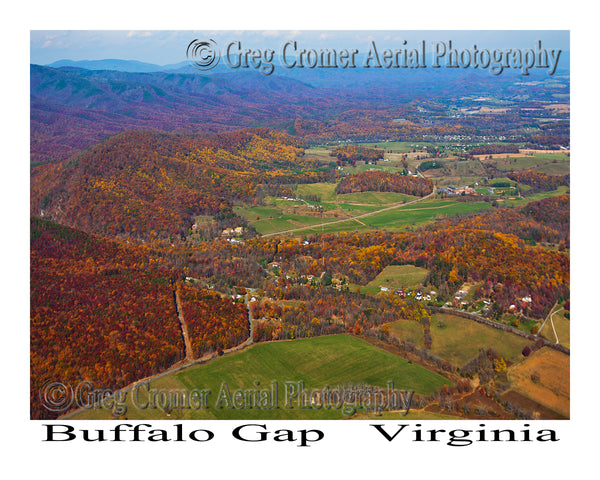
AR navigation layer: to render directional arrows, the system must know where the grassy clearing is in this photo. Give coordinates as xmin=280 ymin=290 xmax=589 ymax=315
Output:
xmin=70 ymin=334 xmax=450 ymax=420
xmin=295 ymin=182 xmax=338 ymax=201
xmin=366 ymin=265 xmax=429 ymax=291
xmin=251 ymin=214 xmax=327 ymax=235
xmin=428 ymin=313 xmax=531 ymax=367
xmin=507 ymin=347 xmax=570 ymax=418
xmin=233 ymin=205 xmax=281 ymax=220
xmin=361 ymin=199 xmax=490 ymax=230
xmin=336 ymin=191 xmax=416 ymax=205
xmin=280 ymin=198 xmax=491 ymax=236
xmin=338 ymin=203 xmax=384 ymax=214
xmin=539 ymin=309 xmax=570 ymax=348
xmin=502 ymin=186 xmax=569 ymax=207
xmin=481 ymin=153 xmax=569 ymax=175
xmin=389 ymin=320 xmax=425 ymax=348
xmin=238 ymin=169 xmax=563 ymax=237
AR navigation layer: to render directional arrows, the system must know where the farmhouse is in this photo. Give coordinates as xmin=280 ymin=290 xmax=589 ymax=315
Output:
xmin=439 ymin=186 xmax=476 ymax=196
xmin=222 ymin=226 xmax=245 ymax=236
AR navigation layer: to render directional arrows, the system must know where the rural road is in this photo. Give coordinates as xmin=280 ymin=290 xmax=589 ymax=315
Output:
xmin=262 ymin=188 xmax=436 ymax=237
xmin=60 ymin=283 xmax=256 ymax=419
xmin=174 ymin=288 xmax=194 ymax=362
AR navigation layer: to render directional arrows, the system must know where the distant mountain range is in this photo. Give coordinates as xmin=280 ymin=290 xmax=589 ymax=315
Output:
xmin=30 ymin=64 xmax=322 ymax=164
xmin=31 ymin=58 xmax=569 ymax=165
xmin=47 ymin=58 xmax=191 ymax=72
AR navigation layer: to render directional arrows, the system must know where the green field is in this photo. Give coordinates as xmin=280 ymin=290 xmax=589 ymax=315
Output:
xmin=278 ymin=198 xmax=492 ymax=236
xmin=364 ymin=265 xmax=430 ymax=293
xmin=237 ymin=185 xmax=564 ymax=236
xmin=233 ymin=145 xmax=567 ymax=237
xmin=539 ymin=309 xmax=570 ymax=348
xmin=388 ymin=313 xmax=531 ymax=368
xmin=502 ymin=186 xmax=569 ymax=207
xmin=251 ymin=214 xmax=326 ymax=235
xmin=361 ymin=199 xmax=490 ymax=230
xmin=389 ymin=320 xmax=425 ymax=347
xmin=428 ymin=313 xmax=531 ymax=367
xmin=336 ymin=191 xmax=416 ymax=205
xmin=296 ymin=182 xmax=338 ymax=201
xmin=70 ymin=334 xmax=451 ymax=420
xmin=481 ymin=153 xmax=570 ymax=175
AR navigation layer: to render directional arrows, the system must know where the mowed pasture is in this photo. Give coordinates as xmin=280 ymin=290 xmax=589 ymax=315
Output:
xmin=480 ymin=152 xmax=570 ymax=176
xmin=428 ymin=313 xmax=531 ymax=366
xmin=539 ymin=308 xmax=570 ymax=349
xmin=506 ymin=347 xmax=570 ymax=418
xmin=388 ymin=313 xmax=531 ymax=367
xmin=364 ymin=265 xmax=429 ymax=293
xmin=70 ymin=334 xmax=451 ymax=420
xmin=234 ymin=144 xmax=567 ymax=237
xmin=236 ymin=183 xmax=491 ymax=236
xmin=281 ymin=198 xmax=491 ymax=236
xmin=389 ymin=319 xmax=425 ymax=348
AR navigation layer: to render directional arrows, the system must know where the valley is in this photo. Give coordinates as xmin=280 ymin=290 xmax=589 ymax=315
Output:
xmin=30 ymin=52 xmax=570 ymax=422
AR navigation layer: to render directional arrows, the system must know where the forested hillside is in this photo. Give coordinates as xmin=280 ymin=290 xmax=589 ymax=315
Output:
xmin=30 ymin=129 xmax=330 ymax=238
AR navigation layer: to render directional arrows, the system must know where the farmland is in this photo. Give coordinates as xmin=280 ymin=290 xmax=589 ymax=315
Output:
xmin=69 ymin=334 xmax=451 ymax=420
xmin=427 ymin=313 xmax=531 ymax=367
xmin=360 ymin=265 xmax=430 ymax=294
xmin=505 ymin=347 xmax=570 ymax=418
xmin=231 ymin=145 xmax=568 ymax=237
xmin=30 ymin=54 xmax=570 ymax=423
xmin=539 ymin=308 xmax=570 ymax=348
xmin=236 ymin=193 xmax=492 ymax=236
xmin=388 ymin=313 xmax=531 ymax=367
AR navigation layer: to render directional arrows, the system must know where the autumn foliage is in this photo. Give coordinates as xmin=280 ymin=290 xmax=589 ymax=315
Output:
xmin=335 ymin=171 xmax=433 ymax=197
xmin=506 ymin=170 xmax=569 ymax=192
xmin=30 ymin=218 xmax=183 ymax=419
xmin=30 ymin=217 xmax=251 ymax=419
xmin=30 ymin=129 xmax=328 ymax=239
xmin=330 ymin=145 xmax=384 ymax=166
xmin=176 ymin=283 xmax=249 ymax=358
xmin=470 ymin=144 xmax=520 ymax=155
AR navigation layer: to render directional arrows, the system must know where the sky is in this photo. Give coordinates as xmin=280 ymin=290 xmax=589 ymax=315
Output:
xmin=30 ymin=30 xmax=570 ymax=66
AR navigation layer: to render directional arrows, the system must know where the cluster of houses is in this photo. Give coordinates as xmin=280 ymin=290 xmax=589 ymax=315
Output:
xmin=509 ymin=295 xmax=532 ymax=312
xmin=222 ymin=226 xmax=244 ymax=236
xmin=279 ymin=196 xmax=303 ymax=202
xmin=438 ymin=185 xmax=476 ymax=196
xmin=380 ymin=287 xmax=436 ymax=301
xmin=450 ymin=288 xmax=472 ymax=308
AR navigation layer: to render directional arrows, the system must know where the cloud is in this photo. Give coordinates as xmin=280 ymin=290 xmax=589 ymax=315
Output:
xmin=126 ymin=31 xmax=153 ymax=38
xmin=261 ymin=30 xmax=280 ymax=38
